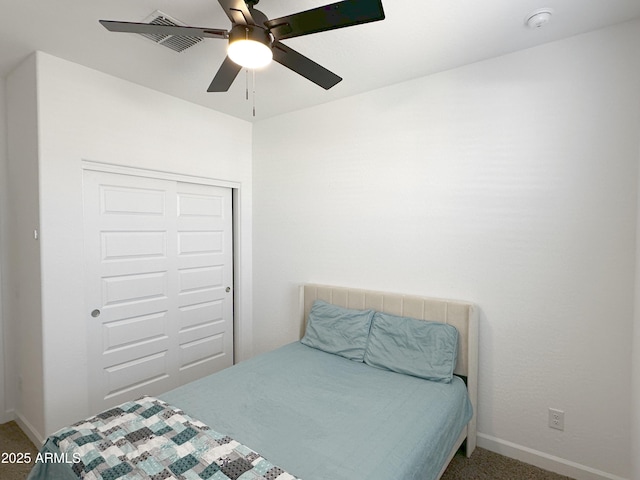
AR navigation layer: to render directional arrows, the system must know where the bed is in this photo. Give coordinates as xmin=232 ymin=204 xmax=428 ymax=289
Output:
xmin=27 ymin=284 xmax=478 ymax=480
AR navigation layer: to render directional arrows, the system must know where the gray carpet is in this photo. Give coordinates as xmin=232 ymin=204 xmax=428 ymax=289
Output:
xmin=441 ymin=447 xmax=575 ymax=480
xmin=0 ymin=421 xmax=38 ymax=480
xmin=1 ymin=420 xmax=575 ymax=480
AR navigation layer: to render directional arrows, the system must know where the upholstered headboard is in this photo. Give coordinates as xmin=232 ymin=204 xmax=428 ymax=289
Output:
xmin=299 ymin=284 xmax=478 ymax=456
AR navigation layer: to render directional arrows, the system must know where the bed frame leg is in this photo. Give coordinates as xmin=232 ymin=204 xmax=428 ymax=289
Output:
xmin=465 ymin=430 xmax=477 ymax=458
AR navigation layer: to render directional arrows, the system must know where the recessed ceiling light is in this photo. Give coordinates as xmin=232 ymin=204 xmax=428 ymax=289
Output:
xmin=526 ymin=8 xmax=554 ymax=29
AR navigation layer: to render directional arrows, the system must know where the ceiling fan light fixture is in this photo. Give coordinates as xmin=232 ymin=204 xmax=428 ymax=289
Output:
xmin=228 ymin=25 xmax=273 ymax=69
xmin=228 ymin=39 xmax=272 ymax=68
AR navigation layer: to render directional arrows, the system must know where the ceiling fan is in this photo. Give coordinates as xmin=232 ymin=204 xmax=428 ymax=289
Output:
xmin=100 ymin=0 xmax=385 ymax=92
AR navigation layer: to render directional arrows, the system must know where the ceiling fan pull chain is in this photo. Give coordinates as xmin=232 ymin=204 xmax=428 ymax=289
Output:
xmin=245 ymin=68 xmax=249 ymax=100
xmin=252 ymin=69 xmax=256 ymax=117
xmin=244 ymin=26 xmax=250 ymax=104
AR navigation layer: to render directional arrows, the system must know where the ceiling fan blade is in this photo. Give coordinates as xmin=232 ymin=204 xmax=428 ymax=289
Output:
xmin=265 ymin=0 xmax=385 ymax=40
xmin=272 ymin=42 xmax=341 ymax=90
xmin=99 ymin=20 xmax=228 ymax=39
xmin=217 ymin=0 xmax=255 ymax=25
xmin=207 ymin=56 xmax=243 ymax=92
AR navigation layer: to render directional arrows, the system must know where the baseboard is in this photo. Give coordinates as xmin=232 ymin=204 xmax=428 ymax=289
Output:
xmin=13 ymin=411 xmax=45 ymax=448
xmin=477 ymin=433 xmax=628 ymax=480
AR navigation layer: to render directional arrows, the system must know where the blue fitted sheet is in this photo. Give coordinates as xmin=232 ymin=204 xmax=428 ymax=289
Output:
xmin=162 ymin=341 xmax=472 ymax=480
xmin=27 ymin=341 xmax=472 ymax=480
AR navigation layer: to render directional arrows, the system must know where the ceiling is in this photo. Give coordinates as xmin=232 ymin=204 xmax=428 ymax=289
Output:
xmin=1 ymin=0 xmax=639 ymax=122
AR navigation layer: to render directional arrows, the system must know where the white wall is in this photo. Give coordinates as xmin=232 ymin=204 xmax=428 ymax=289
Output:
xmin=0 ymin=73 xmax=11 ymax=423
xmin=5 ymin=52 xmax=253 ymax=441
xmin=5 ymin=56 xmax=45 ymax=439
xmin=253 ymin=20 xmax=640 ymax=480
xmin=633 ymin=135 xmax=640 ymax=479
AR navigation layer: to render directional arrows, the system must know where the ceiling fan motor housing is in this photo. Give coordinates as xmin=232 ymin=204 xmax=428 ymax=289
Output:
xmin=229 ymin=24 xmax=271 ymax=47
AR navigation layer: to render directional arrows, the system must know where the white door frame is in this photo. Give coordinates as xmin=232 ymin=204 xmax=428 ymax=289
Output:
xmin=81 ymin=160 xmax=245 ymax=365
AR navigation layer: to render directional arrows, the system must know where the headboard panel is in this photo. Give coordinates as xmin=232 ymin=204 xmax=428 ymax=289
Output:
xmin=300 ymin=284 xmax=478 ymax=456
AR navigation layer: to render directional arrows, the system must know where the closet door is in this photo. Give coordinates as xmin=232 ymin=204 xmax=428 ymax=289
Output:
xmin=175 ymin=181 xmax=234 ymax=384
xmin=83 ymin=170 xmax=233 ymax=412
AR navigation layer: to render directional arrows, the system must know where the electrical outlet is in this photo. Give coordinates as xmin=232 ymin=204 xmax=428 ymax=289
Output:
xmin=548 ymin=408 xmax=565 ymax=431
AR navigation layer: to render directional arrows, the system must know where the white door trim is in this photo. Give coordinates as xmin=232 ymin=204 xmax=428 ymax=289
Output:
xmin=81 ymin=160 xmax=241 ymax=190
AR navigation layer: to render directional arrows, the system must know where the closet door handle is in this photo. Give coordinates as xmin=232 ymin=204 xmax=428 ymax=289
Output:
xmin=91 ymin=309 xmax=101 ymax=318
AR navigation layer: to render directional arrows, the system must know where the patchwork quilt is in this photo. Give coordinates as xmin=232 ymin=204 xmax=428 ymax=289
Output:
xmin=49 ymin=396 xmax=301 ymax=480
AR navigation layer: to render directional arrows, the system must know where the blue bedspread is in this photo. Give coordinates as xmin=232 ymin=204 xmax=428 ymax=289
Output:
xmin=162 ymin=341 xmax=472 ymax=480
xmin=27 ymin=341 xmax=471 ymax=480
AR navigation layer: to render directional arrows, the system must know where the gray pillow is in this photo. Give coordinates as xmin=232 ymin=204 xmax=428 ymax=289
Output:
xmin=301 ymin=300 xmax=374 ymax=361
xmin=364 ymin=312 xmax=458 ymax=382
